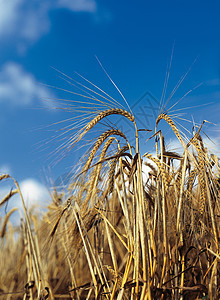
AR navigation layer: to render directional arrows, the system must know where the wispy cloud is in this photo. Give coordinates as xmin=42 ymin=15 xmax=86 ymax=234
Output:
xmin=0 ymin=1 xmax=50 ymax=45
xmin=56 ymin=0 xmax=97 ymax=12
xmin=0 ymin=0 xmax=97 ymax=51
xmin=0 ymin=62 xmax=53 ymax=107
xmin=0 ymin=0 xmax=20 ymax=34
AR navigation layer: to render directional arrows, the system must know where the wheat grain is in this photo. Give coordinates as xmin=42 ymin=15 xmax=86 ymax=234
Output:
xmin=0 ymin=174 xmax=10 ymax=181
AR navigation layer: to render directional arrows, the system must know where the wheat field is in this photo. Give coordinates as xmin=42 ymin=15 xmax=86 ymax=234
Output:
xmin=0 ymin=77 xmax=220 ymax=299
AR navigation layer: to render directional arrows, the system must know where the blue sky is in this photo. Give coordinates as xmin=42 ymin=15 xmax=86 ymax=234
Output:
xmin=0 ymin=0 xmax=220 ymax=205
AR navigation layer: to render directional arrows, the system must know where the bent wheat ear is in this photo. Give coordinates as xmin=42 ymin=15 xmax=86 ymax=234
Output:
xmin=0 ymin=189 xmax=18 ymax=208
xmin=0 ymin=207 xmax=18 ymax=238
xmin=84 ymin=129 xmax=128 ymax=172
xmin=83 ymin=137 xmax=115 ymax=208
xmin=84 ymin=108 xmax=135 ymax=133
xmin=108 ymin=146 xmax=129 ymax=193
xmin=0 ymin=174 xmax=10 ymax=181
xmin=69 ymin=108 xmax=135 ymax=149
xmin=156 ymin=113 xmax=185 ymax=147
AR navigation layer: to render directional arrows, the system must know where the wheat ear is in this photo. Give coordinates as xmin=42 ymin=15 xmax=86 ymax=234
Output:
xmin=83 ymin=137 xmax=115 ymax=209
xmin=156 ymin=113 xmax=185 ymax=148
xmin=84 ymin=129 xmax=128 ymax=172
xmin=143 ymin=153 xmax=169 ymax=191
xmin=191 ymin=139 xmax=207 ymax=215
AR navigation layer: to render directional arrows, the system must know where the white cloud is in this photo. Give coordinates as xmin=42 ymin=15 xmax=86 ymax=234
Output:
xmin=0 ymin=0 xmax=20 ymax=32
xmin=20 ymin=178 xmax=49 ymax=208
xmin=0 ymin=0 xmax=97 ymax=50
xmin=0 ymin=177 xmax=49 ymax=209
xmin=18 ymin=3 xmax=50 ymax=42
xmin=0 ymin=178 xmax=50 ymax=226
xmin=0 ymin=1 xmax=50 ymax=45
xmin=0 ymin=62 xmax=53 ymax=106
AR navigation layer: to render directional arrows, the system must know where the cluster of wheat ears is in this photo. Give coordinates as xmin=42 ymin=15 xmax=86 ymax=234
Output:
xmin=0 ymin=69 xmax=220 ymax=299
